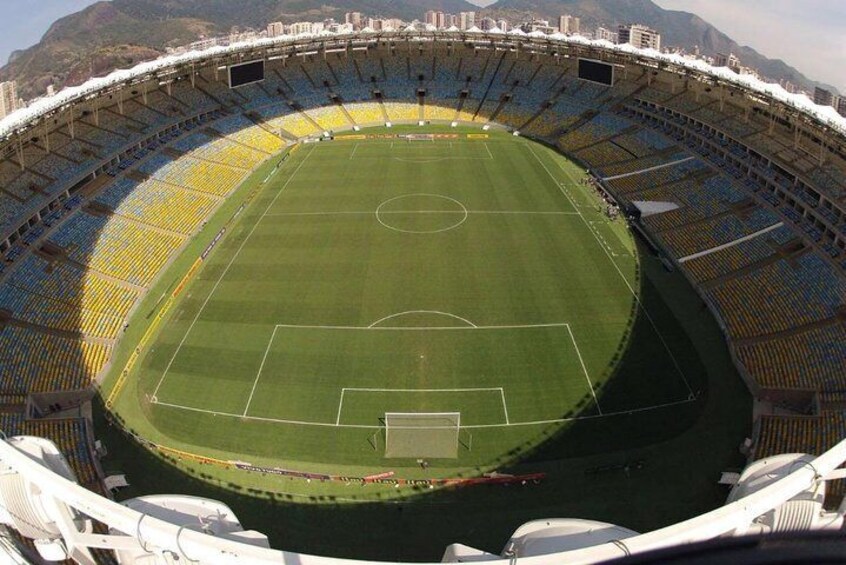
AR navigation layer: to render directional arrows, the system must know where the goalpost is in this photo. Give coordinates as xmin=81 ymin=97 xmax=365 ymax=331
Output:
xmin=384 ymin=412 xmax=461 ymax=459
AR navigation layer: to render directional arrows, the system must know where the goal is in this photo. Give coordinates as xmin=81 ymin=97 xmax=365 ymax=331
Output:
xmin=384 ymin=412 xmax=460 ymax=459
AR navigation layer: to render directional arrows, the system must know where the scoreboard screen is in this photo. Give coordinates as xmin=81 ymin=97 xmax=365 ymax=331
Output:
xmin=229 ymin=60 xmax=265 ymax=88
xmin=578 ymin=59 xmax=614 ymax=86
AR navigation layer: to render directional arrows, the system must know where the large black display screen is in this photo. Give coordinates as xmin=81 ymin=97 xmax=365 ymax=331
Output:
xmin=229 ymin=60 xmax=265 ymax=88
xmin=578 ymin=59 xmax=614 ymax=86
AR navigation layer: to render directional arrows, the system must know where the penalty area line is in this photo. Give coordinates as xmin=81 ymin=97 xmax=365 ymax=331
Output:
xmin=500 ymin=387 xmax=510 ymax=425
xmin=566 ymin=325 xmax=602 ymax=415
xmin=151 ymin=396 xmax=699 ymax=430
xmin=271 ymin=321 xmax=573 ymax=331
xmin=243 ymin=325 xmax=280 ymax=417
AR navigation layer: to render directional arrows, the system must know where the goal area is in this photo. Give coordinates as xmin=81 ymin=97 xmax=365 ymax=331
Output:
xmin=384 ymin=412 xmax=460 ymax=459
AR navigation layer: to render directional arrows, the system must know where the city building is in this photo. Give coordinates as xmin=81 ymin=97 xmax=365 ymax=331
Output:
xmin=595 ymin=27 xmax=618 ymax=43
xmin=385 ymin=18 xmax=404 ymax=31
xmin=814 ymin=87 xmax=834 ymax=107
xmin=289 ymin=22 xmax=314 ymax=35
xmin=618 ymin=24 xmax=661 ymax=50
xmin=266 ymin=21 xmax=284 ymax=37
xmin=345 ymin=12 xmax=362 ymax=29
xmin=836 ymin=97 xmax=846 ymax=117
xmin=559 ymin=15 xmax=580 ymax=35
xmin=0 ymin=81 xmax=19 ymax=118
xmin=367 ymin=18 xmax=384 ymax=31
xmin=459 ymin=11 xmax=476 ymax=30
xmin=479 ymin=17 xmax=497 ymax=31
xmin=523 ymin=19 xmax=556 ymax=34
xmin=715 ymin=52 xmax=741 ymax=72
xmin=497 ymin=19 xmax=509 ymax=32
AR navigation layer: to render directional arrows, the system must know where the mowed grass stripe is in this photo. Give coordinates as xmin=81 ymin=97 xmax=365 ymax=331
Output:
xmin=139 ymin=133 xmax=689 ymax=465
xmin=241 ymin=325 xmax=597 ymax=426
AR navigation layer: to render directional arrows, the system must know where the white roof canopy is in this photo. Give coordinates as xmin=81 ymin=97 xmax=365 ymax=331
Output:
xmin=0 ymin=29 xmax=843 ymax=140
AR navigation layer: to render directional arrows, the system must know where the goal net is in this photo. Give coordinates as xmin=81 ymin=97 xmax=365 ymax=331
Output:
xmin=384 ymin=412 xmax=460 ymax=459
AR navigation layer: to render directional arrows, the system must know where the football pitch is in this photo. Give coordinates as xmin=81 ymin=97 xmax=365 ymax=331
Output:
xmin=128 ymin=132 xmax=697 ymax=468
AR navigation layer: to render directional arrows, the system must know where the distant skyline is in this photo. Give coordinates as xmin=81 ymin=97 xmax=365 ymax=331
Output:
xmin=0 ymin=0 xmax=100 ymax=65
xmin=653 ymin=0 xmax=846 ymax=93
xmin=0 ymin=0 xmax=842 ymax=94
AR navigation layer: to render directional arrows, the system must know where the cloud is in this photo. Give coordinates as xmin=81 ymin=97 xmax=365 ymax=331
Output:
xmin=654 ymin=0 xmax=846 ymax=92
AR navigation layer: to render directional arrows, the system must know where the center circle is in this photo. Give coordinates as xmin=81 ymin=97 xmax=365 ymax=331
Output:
xmin=375 ymin=193 xmax=468 ymax=234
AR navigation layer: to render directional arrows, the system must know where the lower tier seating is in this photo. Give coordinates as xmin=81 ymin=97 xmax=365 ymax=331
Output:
xmin=0 ymin=326 xmax=110 ymax=394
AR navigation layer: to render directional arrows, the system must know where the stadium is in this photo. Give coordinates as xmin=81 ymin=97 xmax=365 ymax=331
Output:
xmin=0 ymin=26 xmax=843 ymax=564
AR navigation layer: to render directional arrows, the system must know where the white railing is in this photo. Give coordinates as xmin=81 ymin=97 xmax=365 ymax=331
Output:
xmin=0 ymin=436 xmax=844 ymax=564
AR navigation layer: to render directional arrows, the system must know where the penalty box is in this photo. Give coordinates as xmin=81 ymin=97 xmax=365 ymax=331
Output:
xmin=240 ymin=322 xmax=598 ymax=426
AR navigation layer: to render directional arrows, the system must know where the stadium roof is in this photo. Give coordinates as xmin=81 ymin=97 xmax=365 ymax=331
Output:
xmin=1 ymin=28 xmax=844 ymax=140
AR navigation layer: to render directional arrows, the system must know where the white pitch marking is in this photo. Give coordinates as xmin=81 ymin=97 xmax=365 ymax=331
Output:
xmin=337 ymin=387 xmax=507 ymax=427
xmin=152 ymin=145 xmax=316 ymax=398
xmin=271 ymin=322 xmax=573 ymax=331
xmin=265 ymin=210 xmax=580 ymax=218
xmin=153 ymin=396 xmax=698 ymax=430
xmin=335 ymin=389 xmax=346 ymax=426
xmin=566 ymin=325 xmax=602 ymax=414
xmin=342 ymin=387 xmax=504 ymax=392
xmin=368 ymin=310 xmax=477 ymax=329
xmin=484 ymin=142 xmax=494 ymax=160
xmin=526 ymin=143 xmax=694 ymax=397
xmin=392 ymin=156 xmax=493 ymax=163
xmin=375 ymin=193 xmax=468 ymax=234
xmin=349 ymin=143 xmax=359 ymax=159
xmin=243 ymin=326 xmax=279 ymax=416
xmin=499 ymin=387 xmax=510 ymax=425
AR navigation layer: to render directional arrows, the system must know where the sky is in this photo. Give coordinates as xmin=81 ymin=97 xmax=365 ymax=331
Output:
xmin=0 ymin=0 xmax=843 ymax=92
xmin=0 ymin=0 xmax=100 ymax=65
xmin=653 ymin=0 xmax=846 ymax=92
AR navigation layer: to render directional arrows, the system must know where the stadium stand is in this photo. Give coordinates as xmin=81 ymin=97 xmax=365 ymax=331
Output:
xmin=95 ymin=177 xmax=218 ymax=235
xmin=49 ymin=211 xmax=183 ymax=287
xmin=705 ymin=253 xmax=846 ymax=339
xmin=383 ymin=101 xmax=419 ymax=122
xmin=307 ymin=105 xmax=352 ymax=131
xmin=683 ymin=226 xmax=794 ymax=282
xmin=736 ymin=323 xmax=846 ymax=391
xmin=0 ymin=325 xmax=110 ymax=394
xmin=345 ymin=101 xmax=385 ymax=125
xmin=0 ymin=41 xmax=843 ymax=522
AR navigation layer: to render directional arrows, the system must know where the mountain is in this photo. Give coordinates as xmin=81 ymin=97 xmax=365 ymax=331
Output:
xmin=0 ymin=0 xmax=834 ymax=101
xmin=0 ymin=0 xmax=477 ymax=100
xmin=483 ymin=0 xmax=838 ymax=94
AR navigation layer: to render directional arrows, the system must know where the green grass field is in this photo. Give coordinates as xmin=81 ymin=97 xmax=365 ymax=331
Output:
xmin=117 ymin=131 xmax=697 ymax=471
xmin=101 ymin=128 xmax=751 ymax=558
